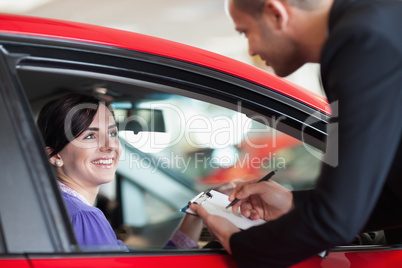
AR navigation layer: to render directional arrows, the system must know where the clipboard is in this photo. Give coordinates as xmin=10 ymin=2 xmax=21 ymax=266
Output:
xmin=181 ymin=190 xmax=266 ymax=230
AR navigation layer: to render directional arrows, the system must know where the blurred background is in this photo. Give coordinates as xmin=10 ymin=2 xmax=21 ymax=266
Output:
xmin=0 ymin=0 xmax=324 ymax=96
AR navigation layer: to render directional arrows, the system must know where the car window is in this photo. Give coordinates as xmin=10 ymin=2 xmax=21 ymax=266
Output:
xmin=17 ymin=64 xmax=322 ymax=251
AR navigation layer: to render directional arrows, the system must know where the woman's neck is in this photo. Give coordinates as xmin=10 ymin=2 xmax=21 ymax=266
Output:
xmin=58 ymin=177 xmax=99 ymax=206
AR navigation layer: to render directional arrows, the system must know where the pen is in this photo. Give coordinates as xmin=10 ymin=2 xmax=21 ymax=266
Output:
xmin=225 ymin=169 xmax=278 ymax=209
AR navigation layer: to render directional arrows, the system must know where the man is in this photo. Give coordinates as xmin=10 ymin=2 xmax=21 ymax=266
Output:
xmin=190 ymin=0 xmax=402 ymax=267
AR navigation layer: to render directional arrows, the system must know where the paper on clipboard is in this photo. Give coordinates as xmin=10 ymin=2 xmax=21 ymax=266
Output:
xmin=181 ymin=190 xmax=266 ymax=230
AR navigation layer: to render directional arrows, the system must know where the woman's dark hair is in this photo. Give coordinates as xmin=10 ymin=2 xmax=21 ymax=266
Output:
xmin=37 ymin=94 xmax=111 ymax=157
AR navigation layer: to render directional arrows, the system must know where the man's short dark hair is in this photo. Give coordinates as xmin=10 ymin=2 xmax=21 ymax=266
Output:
xmin=233 ymin=0 xmax=320 ymax=17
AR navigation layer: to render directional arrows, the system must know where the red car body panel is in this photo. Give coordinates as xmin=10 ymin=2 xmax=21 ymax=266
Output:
xmin=28 ymin=254 xmax=238 ymax=268
xmin=19 ymin=250 xmax=402 ymax=268
xmin=0 ymin=259 xmax=32 ymax=268
xmin=293 ymin=250 xmax=402 ymax=268
xmin=0 ymin=13 xmax=330 ymax=115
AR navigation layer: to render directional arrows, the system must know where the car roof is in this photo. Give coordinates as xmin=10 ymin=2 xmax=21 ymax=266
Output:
xmin=0 ymin=13 xmax=330 ymax=114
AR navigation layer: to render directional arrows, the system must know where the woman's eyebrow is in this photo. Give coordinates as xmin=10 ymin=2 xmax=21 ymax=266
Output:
xmin=85 ymin=124 xmax=117 ymax=131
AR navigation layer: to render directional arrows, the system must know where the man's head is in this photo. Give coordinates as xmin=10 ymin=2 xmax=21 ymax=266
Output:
xmin=231 ymin=0 xmax=319 ymax=17
xmin=227 ymin=0 xmax=332 ymax=77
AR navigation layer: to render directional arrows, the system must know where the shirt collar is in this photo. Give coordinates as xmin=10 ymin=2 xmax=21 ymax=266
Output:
xmin=57 ymin=181 xmax=91 ymax=206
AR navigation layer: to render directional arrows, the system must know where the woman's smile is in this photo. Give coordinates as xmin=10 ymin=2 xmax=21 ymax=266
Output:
xmin=91 ymin=157 xmax=115 ymax=168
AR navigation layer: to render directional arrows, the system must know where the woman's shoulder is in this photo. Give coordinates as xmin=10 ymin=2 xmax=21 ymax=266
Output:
xmin=61 ymin=192 xmax=103 ymax=218
xmin=61 ymin=192 xmax=128 ymax=249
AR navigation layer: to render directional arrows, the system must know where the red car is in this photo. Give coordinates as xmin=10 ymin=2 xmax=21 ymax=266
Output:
xmin=0 ymin=13 xmax=401 ymax=268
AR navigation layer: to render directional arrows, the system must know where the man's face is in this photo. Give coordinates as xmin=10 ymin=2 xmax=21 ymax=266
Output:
xmin=228 ymin=0 xmax=304 ymax=77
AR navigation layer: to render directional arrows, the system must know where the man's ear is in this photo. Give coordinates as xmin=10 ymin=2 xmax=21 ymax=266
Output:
xmin=46 ymin=147 xmax=63 ymax=167
xmin=263 ymin=0 xmax=290 ymax=29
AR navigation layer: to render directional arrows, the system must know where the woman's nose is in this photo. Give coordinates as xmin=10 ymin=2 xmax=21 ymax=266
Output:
xmin=99 ymin=135 xmax=113 ymax=152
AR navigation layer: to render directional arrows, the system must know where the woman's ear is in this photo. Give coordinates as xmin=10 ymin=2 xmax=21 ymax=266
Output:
xmin=46 ymin=147 xmax=63 ymax=167
xmin=264 ymin=0 xmax=290 ymax=29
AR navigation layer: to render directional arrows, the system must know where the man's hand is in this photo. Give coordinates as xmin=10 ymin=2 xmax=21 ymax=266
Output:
xmin=229 ymin=179 xmax=294 ymax=221
xmin=190 ymin=203 xmax=240 ymax=254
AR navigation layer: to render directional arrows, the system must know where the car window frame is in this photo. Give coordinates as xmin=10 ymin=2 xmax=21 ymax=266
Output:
xmin=10 ymin=34 xmax=328 ymax=219
xmin=0 ymin=46 xmax=76 ymax=254
xmin=0 ymin=34 xmax=328 ymax=149
xmin=4 ymin=32 xmax=326 ymax=250
xmin=3 ymin=36 xmax=328 ymax=252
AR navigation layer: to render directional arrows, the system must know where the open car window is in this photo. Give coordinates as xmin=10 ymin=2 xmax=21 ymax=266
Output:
xmin=17 ymin=62 xmax=322 ymax=250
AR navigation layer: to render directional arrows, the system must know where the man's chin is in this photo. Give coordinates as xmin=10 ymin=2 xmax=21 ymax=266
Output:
xmin=272 ymin=65 xmax=301 ymax=78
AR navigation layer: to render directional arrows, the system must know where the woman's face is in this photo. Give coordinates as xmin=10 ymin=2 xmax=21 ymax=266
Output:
xmin=56 ymin=103 xmax=122 ymax=188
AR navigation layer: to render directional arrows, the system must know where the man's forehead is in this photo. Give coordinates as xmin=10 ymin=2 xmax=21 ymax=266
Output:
xmin=224 ymin=0 xmax=236 ymax=23
xmin=227 ymin=0 xmax=255 ymax=28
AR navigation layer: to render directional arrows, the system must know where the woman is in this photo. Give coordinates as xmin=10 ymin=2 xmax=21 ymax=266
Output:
xmin=37 ymin=93 xmax=202 ymax=250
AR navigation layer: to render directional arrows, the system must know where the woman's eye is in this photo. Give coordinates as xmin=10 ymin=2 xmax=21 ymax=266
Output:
xmin=84 ymin=133 xmax=95 ymax=139
xmin=109 ymin=130 xmax=118 ymax=137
